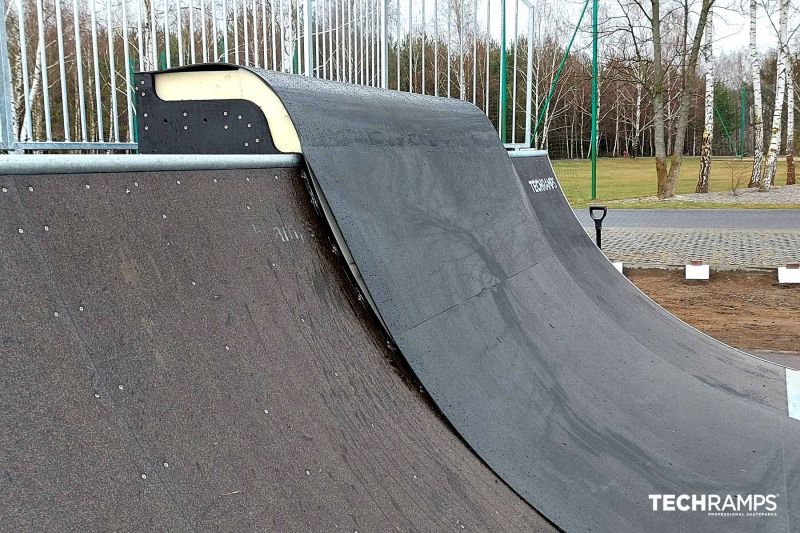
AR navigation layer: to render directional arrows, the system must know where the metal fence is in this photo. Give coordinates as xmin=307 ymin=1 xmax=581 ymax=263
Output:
xmin=0 ymin=0 xmax=534 ymax=152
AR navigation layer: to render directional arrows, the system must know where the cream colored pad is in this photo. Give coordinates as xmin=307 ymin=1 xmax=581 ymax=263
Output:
xmin=154 ymin=68 xmax=302 ymax=153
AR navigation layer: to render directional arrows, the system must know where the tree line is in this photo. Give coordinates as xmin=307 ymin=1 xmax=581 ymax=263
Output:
xmin=3 ymin=0 xmax=797 ymax=197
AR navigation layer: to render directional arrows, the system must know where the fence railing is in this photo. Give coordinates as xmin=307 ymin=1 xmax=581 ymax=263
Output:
xmin=1 ymin=0 xmax=534 ymax=151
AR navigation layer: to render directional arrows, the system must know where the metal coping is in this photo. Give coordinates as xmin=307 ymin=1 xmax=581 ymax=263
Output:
xmin=1 ymin=151 xmax=548 ymax=175
xmin=0 ymin=154 xmax=303 ymax=175
xmin=507 ymin=149 xmax=549 ymax=158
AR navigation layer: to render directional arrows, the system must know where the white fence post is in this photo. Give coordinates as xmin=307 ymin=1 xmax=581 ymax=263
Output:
xmin=0 ymin=0 xmax=15 ymax=150
xmin=304 ymin=0 xmax=313 ymax=75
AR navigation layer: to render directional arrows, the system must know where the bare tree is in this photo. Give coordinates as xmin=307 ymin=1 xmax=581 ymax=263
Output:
xmin=646 ymin=0 xmax=715 ymax=198
xmin=761 ymin=0 xmax=789 ymax=191
xmin=748 ymin=0 xmax=764 ymax=187
xmin=787 ymin=51 xmax=795 ymax=185
xmin=695 ymin=7 xmax=713 ymax=193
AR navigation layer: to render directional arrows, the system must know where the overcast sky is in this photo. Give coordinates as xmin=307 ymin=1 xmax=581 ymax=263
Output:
xmin=399 ymin=0 xmax=791 ymax=55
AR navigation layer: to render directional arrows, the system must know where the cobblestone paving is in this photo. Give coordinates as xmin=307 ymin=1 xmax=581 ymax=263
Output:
xmin=596 ymin=228 xmax=800 ymax=269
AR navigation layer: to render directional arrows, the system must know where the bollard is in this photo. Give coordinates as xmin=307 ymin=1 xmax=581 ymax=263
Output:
xmin=778 ymin=263 xmax=800 ymax=284
xmin=685 ymin=260 xmax=710 ymax=280
xmin=588 ymin=205 xmax=608 ymax=249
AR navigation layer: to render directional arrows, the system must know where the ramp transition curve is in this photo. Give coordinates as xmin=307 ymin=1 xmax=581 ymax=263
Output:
xmin=138 ymin=65 xmax=800 ymax=532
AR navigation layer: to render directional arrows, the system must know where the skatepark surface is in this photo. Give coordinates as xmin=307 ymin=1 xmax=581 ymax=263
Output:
xmin=2 ymin=66 xmax=799 ymax=532
xmin=0 ymin=166 xmax=552 ymax=531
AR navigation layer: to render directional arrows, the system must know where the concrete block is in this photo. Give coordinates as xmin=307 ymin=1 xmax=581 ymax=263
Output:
xmin=778 ymin=264 xmax=800 ymax=284
xmin=685 ymin=261 xmax=709 ymax=280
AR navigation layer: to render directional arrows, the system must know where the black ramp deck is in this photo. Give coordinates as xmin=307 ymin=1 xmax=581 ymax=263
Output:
xmin=0 ymin=168 xmax=553 ymax=531
xmin=245 ymin=69 xmax=800 ymax=532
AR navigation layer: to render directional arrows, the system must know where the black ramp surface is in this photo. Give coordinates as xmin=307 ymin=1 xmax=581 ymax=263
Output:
xmin=0 ymin=168 xmax=553 ymax=531
xmin=242 ymin=69 xmax=800 ymax=532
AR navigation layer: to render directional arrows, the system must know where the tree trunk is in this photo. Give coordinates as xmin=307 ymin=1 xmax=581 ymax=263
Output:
xmin=142 ymin=0 xmax=156 ymax=71
xmin=632 ymin=80 xmax=642 ymax=158
xmin=613 ymin=98 xmax=620 ymax=157
xmin=651 ymin=0 xmax=669 ymax=195
xmin=787 ymin=53 xmax=795 ymax=185
xmin=659 ymin=0 xmax=713 ymax=197
xmin=696 ymin=10 xmax=714 ymax=193
xmin=760 ymin=0 xmax=788 ymax=191
xmin=19 ymin=42 xmax=43 ymax=143
xmin=748 ymin=0 xmax=765 ymax=187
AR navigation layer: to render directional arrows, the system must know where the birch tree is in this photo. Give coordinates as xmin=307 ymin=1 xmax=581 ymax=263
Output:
xmin=644 ymin=0 xmax=715 ymax=198
xmin=695 ymin=8 xmax=713 ymax=193
xmin=748 ymin=0 xmax=764 ymax=187
xmin=141 ymin=0 xmax=156 ymax=70
xmin=787 ymin=52 xmax=795 ymax=185
xmin=760 ymin=0 xmax=789 ymax=191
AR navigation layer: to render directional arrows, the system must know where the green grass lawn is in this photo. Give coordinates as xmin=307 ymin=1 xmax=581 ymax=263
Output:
xmin=552 ymin=156 xmax=794 ymax=208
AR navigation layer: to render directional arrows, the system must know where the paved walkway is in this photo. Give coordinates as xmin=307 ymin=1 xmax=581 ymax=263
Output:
xmin=574 ymin=209 xmax=800 ymax=269
xmin=574 ymin=208 xmax=799 ymax=230
xmin=597 ymin=228 xmax=800 ymax=269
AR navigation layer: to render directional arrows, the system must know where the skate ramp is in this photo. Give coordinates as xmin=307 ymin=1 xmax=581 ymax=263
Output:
xmin=0 ymin=166 xmax=553 ymax=531
xmin=141 ymin=65 xmax=800 ymax=532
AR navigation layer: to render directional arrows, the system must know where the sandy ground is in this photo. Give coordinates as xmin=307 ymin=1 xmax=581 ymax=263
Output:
xmin=628 ymin=269 xmax=800 ymax=357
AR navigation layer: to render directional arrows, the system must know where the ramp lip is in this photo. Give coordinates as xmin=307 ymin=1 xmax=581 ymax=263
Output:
xmin=507 ymin=148 xmax=549 ymax=158
xmin=0 ymin=154 xmax=302 ymax=175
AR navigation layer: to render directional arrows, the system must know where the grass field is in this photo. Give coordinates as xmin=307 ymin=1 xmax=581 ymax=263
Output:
xmin=552 ymin=157 xmax=792 ymax=208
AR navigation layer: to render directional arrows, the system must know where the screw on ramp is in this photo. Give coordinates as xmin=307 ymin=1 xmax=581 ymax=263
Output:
xmin=0 ymin=167 xmax=552 ymax=531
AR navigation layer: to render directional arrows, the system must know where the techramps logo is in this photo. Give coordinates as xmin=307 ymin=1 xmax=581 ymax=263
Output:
xmin=648 ymin=493 xmax=779 ymax=518
xmin=527 ymin=177 xmax=558 ymax=193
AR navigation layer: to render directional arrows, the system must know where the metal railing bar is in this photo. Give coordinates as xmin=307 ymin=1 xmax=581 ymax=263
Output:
xmin=244 ymin=0 xmax=250 ymax=65
xmin=54 ymin=0 xmax=70 ymax=141
xmin=108 ymin=0 xmax=120 ymax=141
xmin=35 ymin=0 xmax=52 ymax=140
xmin=122 ymin=0 xmax=134 ymax=141
xmin=163 ymin=0 xmax=171 ymax=68
xmin=90 ymin=0 xmax=104 ymax=141
xmin=222 ymin=0 xmax=229 ymax=61
xmin=16 ymin=0 xmax=32 ymax=141
xmin=211 ymin=0 xmax=219 ymax=61
xmin=136 ymin=0 xmax=145 ymax=70
xmin=178 ymin=0 xmax=185 ymax=66
xmin=203 ymin=0 xmax=210 ymax=62
xmin=433 ymin=0 xmax=437 ymax=97
xmin=149 ymin=0 xmax=157 ymax=66
xmin=511 ymin=0 xmax=518 ymax=143
xmin=271 ymin=0 xmax=277 ymax=70
xmin=0 ymin=153 xmax=303 ymax=174
xmin=0 ymin=2 xmax=13 ymax=148
xmin=9 ymin=141 xmax=138 ymax=150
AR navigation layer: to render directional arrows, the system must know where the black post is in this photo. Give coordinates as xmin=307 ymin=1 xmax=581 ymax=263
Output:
xmin=588 ymin=205 xmax=607 ymax=249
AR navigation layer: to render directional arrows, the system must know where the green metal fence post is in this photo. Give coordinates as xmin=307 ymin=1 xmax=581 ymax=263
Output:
xmin=590 ymin=0 xmax=598 ymax=200
xmin=740 ymin=82 xmax=746 ymax=158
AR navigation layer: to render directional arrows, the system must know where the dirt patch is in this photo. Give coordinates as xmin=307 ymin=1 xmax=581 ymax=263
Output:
xmin=627 ymin=268 xmax=800 ymax=355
